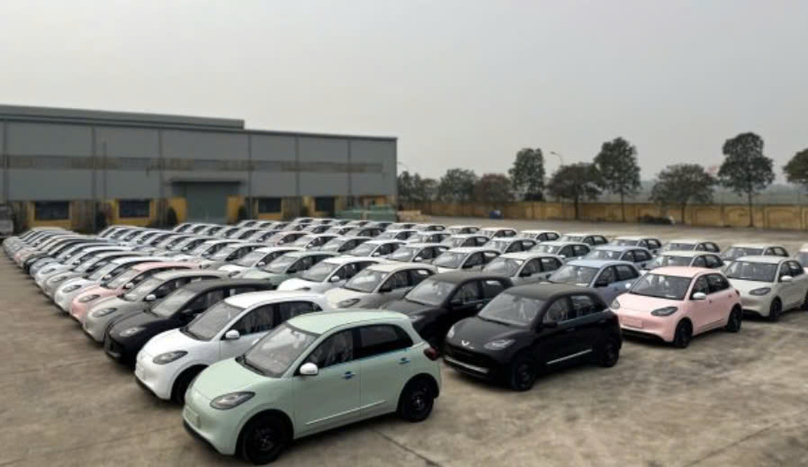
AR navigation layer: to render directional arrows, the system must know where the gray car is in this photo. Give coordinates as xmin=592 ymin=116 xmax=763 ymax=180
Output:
xmin=82 ymin=269 xmax=228 ymax=342
xmin=546 ymin=259 xmax=640 ymax=304
xmin=387 ymin=243 xmax=448 ymax=264
xmin=482 ymin=252 xmax=565 ymax=285
xmin=324 ymin=262 xmax=438 ymax=308
xmin=196 ymin=242 xmax=266 ymax=270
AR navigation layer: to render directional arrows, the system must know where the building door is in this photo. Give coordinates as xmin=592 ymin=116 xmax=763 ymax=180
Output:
xmin=174 ymin=182 xmax=238 ymax=224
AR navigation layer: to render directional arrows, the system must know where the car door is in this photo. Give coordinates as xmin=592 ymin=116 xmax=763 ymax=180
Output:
xmin=613 ymin=264 xmax=640 ymax=299
xmin=573 ymin=245 xmax=590 ymax=258
xmin=514 ymin=259 xmax=542 ymax=285
xmin=568 ymin=293 xmax=608 ymax=353
xmin=539 ymin=257 xmax=563 ymax=280
xmin=688 ymin=275 xmax=712 ymax=333
xmin=775 ymin=262 xmax=799 ymax=307
xmin=357 ymin=324 xmax=414 ymax=415
xmin=534 ymin=297 xmax=584 ymax=365
xmin=294 ymin=329 xmax=361 ymax=434
xmin=593 ymin=266 xmax=619 ymax=303
xmin=438 ymin=281 xmax=486 ymax=341
xmin=786 ymin=261 xmax=808 ymax=306
xmin=705 ymin=274 xmax=734 ymax=329
xmin=219 ymin=304 xmax=276 ymax=358
xmin=704 ymin=254 xmax=723 ymax=270
xmin=462 ymin=253 xmax=483 ymax=271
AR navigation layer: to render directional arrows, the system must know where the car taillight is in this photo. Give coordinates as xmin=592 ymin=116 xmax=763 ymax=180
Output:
xmin=424 ymin=346 xmax=439 ymax=361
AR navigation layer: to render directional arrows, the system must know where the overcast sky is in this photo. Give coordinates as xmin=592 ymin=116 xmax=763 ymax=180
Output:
xmin=1 ymin=0 xmax=807 ymax=180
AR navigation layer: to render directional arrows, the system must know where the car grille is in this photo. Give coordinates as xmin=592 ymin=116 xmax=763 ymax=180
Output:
xmin=444 ymin=345 xmax=494 ymax=372
xmin=104 ymin=336 xmax=123 ymax=360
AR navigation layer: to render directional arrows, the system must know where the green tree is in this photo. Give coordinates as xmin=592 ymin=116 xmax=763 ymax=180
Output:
xmin=508 ymin=148 xmax=545 ymax=200
xmin=547 ymin=163 xmax=602 ymax=219
xmin=474 ymin=173 xmax=514 ymax=205
xmin=438 ymin=168 xmax=478 ymax=202
xmin=650 ymin=164 xmax=716 ymax=222
xmin=397 ymin=171 xmax=416 ymax=204
xmin=594 ymin=137 xmax=641 ymax=222
xmin=783 ymin=148 xmax=808 ymax=191
xmin=718 ymin=132 xmax=774 ymax=227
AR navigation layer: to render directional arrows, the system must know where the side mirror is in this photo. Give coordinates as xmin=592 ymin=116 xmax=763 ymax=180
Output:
xmin=124 ymin=282 xmax=134 ymax=289
xmin=781 ymin=275 xmax=793 ymax=283
xmin=692 ymin=292 xmax=707 ymax=301
xmin=256 ymin=261 xmax=266 ymax=268
xmin=329 ymin=275 xmax=341 ymax=283
xmin=520 ymin=269 xmax=532 ymax=277
xmin=379 ymin=284 xmax=393 ymax=293
xmin=372 ymin=252 xmax=381 ymax=257
xmin=595 ymin=280 xmax=609 ymax=288
xmin=449 ymin=297 xmax=463 ymax=307
xmin=144 ymin=294 xmax=157 ymax=302
xmin=224 ymin=329 xmax=241 ymax=341
xmin=413 ymin=256 xmax=423 ymax=262
xmin=625 ymin=282 xmax=632 ymax=289
xmin=300 ymin=362 xmax=319 ymax=376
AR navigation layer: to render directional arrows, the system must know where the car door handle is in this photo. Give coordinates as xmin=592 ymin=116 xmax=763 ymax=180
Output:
xmin=398 ymin=357 xmax=411 ymax=365
xmin=343 ymin=371 xmax=355 ymax=380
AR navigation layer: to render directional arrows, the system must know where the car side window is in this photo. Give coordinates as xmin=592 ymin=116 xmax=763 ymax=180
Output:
xmin=277 ymin=301 xmax=320 ymax=322
xmin=523 ymin=259 xmax=541 ymax=275
xmin=691 ymin=277 xmax=709 ymax=297
xmin=231 ymin=304 xmax=275 ymax=335
xmin=570 ymin=294 xmax=603 ymax=318
xmin=464 ymin=253 xmax=482 ymax=268
xmin=540 ymin=257 xmax=562 ymax=272
xmin=408 ymin=269 xmax=432 ymax=286
xmin=573 ymin=245 xmax=590 ymax=256
xmin=356 ymin=325 xmax=413 ymax=359
xmin=597 ymin=267 xmax=617 ymax=285
xmin=706 ymin=274 xmax=729 ymax=294
xmin=635 ymin=250 xmax=650 ymax=262
xmin=622 ymin=251 xmax=635 ymax=262
xmin=304 ymin=330 xmax=355 ymax=369
xmin=482 ymin=252 xmax=498 ymax=264
xmin=707 ymin=243 xmax=720 ymax=252
xmin=695 ymin=244 xmax=706 ymax=251
xmin=788 ymin=261 xmax=804 ymax=277
xmin=558 ymin=247 xmax=572 ymax=258
xmin=385 ymin=271 xmax=410 ymax=290
xmin=776 ymin=248 xmax=789 ymax=257
xmin=454 ymin=282 xmax=482 ymax=303
xmin=778 ymin=264 xmax=791 ymax=281
xmin=616 ymin=265 xmax=639 ymax=281
xmin=692 ymin=256 xmax=707 ymax=268
xmin=188 ymin=289 xmax=225 ymax=312
xmin=543 ymin=298 xmax=571 ymax=324
xmin=481 ymin=279 xmax=506 ymax=299
xmin=704 ymin=255 xmax=720 ymax=268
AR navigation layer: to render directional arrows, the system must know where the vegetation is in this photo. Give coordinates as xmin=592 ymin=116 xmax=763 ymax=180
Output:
xmin=717 ymin=132 xmax=774 ymax=227
xmin=650 ymin=164 xmax=716 ymax=222
xmin=594 ymin=137 xmax=641 ymax=222
xmin=508 ymin=148 xmax=545 ymax=201
xmin=783 ymin=148 xmax=808 ymax=191
xmin=473 ymin=173 xmax=513 ymax=205
xmin=438 ymin=168 xmax=478 ymax=202
xmin=547 ymin=163 xmax=602 ymax=219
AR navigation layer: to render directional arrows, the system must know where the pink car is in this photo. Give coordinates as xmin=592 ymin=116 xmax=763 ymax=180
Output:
xmin=611 ymin=266 xmax=743 ymax=348
xmin=69 ymin=261 xmax=195 ymax=323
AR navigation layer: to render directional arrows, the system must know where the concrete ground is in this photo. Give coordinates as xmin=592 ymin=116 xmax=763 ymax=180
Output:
xmin=3 ymin=220 xmax=808 ymax=466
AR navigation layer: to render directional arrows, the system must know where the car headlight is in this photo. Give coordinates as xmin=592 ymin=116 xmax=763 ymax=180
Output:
xmin=152 ymin=350 xmax=187 ymax=365
xmin=484 ymin=339 xmax=515 ymax=350
xmin=447 ymin=325 xmax=456 ymax=339
xmin=63 ymin=284 xmax=82 ymax=293
xmin=92 ymin=308 xmax=117 ymax=318
xmin=611 ymin=299 xmax=621 ymax=310
xmin=79 ymin=294 xmax=100 ymax=303
xmin=210 ymin=391 xmax=255 ymax=410
xmin=120 ymin=326 xmax=145 ymax=337
xmin=338 ymin=298 xmax=361 ymax=308
xmin=650 ymin=306 xmax=678 ymax=317
xmin=53 ymin=276 xmax=68 ymax=283
xmin=749 ymin=287 xmax=771 ymax=296
xmin=198 ymin=263 xmax=211 ymax=269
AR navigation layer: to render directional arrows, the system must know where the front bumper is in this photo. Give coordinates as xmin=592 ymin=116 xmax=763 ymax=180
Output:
xmin=182 ymin=386 xmax=244 ymax=456
xmin=616 ymin=310 xmax=675 ymax=343
xmin=442 ymin=344 xmax=504 ymax=381
xmin=135 ymin=350 xmax=177 ymax=400
xmin=740 ymin=295 xmax=771 ymax=316
xmin=104 ymin=334 xmax=141 ymax=366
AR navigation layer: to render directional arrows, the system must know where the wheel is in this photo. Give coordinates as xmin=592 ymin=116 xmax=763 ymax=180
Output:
xmin=507 ymin=352 xmax=537 ymax=391
xmin=239 ymin=414 xmax=289 ymax=465
xmin=597 ymin=337 xmax=620 ymax=367
xmin=725 ymin=307 xmax=742 ymax=333
xmin=397 ymin=378 xmax=435 ymax=422
xmin=672 ymin=320 xmax=692 ymax=349
xmin=801 ymin=291 xmax=808 ymax=311
xmin=768 ymin=298 xmax=782 ymax=322
xmin=171 ymin=367 xmax=204 ymax=405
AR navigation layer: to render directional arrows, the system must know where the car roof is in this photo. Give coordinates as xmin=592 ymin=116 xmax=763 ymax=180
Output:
xmin=499 ymin=251 xmax=563 ymax=261
xmin=288 ymin=310 xmax=408 ymax=335
xmin=489 ymin=237 xmax=526 ymax=243
xmin=287 ymin=250 xmax=336 ymax=258
xmin=659 ymin=251 xmax=711 ymax=258
xmin=132 ymin=261 xmax=189 ymax=270
xmin=254 ymin=246 xmax=302 ymax=253
xmin=648 ymin=266 xmax=712 ymax=278
xmin=667 ymin=238 xmax=708 ymax=244
xmin=446 ymin=246 xmax=499 ymax=253
xmin=506 ymin=283 xmax=599 ymax=301
xmin=110 ymin=256 xmax=163 ymax=264
xmin=322 ymin=255 xmax=375 ymax=264
xmin=364 ymin=239 xmax=405 ymax=245
xmin=430 ymin=271 xmax=510 ymax=284
xmin=446 ymin=234 xmax=486 ymax=239
xmin=176 ymin=279 xmax=273 ymax=293
xmin=403 ymin=242 xmax=443 ymax=249
xmin=593 ymin=245 xmax=645 ymax=252
xmin=734 ymin=255 xmax=786 ymax=264
xmin=539 ymin=241 xmax=588 ymax=247
xmin=566 ymin=259 xmax=634 ymax=268
xmin=365 ymin=262 xmax=436 ymax=273
xmin=225 ymin=290 xmax=326 ymax=308
xmin=727 ymin=243 xmax=775 ymax=249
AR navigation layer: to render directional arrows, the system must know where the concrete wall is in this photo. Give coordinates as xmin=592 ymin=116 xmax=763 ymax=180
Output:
xmin=407 ymin=201 xmax=808 ymax=231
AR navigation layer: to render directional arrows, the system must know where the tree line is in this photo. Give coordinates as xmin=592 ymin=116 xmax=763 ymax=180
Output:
xmin=398 ymin=132 xmax=808 ymax=228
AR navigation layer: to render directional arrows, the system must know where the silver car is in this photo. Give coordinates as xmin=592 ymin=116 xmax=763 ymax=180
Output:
xmin=482 ymin=252 xmax=564 ymax=285
xmin=325 ymin=262 xmax=438 ymax=308
xmin=276 ymin=256 xmax=383 ymax=293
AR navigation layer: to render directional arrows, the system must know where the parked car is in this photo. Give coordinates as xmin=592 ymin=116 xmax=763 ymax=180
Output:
xmin=720 ymin=244 xmax=789 ymax=266
xmin=415 ymin=223 xmax=446 ymax=232
xmin=531 ymin=241 xmax=591 ymax=261
xmin=244 ymin=229 xmax=282 ymax=243
xmin=610 ymin=236 xmax=662 ymax=254
xmin=300 ymin=224 xmax=331 ymax=234
xmin=388 ymin=243 xmax=448 ymax=264
xmin=218 ymin=247 xmax=302 ymax=277
xmin=612 ymin=267 xmax=743 ymax=347
xmin=441 ymin=234 xmax=490 ymax=248
xmin=559 ymin=232 xmax=609 ymax=246
xmin=482 ymin=252 xmax=564 ymax=285
xmin=277 ymin=256 xmax=383 ymax=293
xmin=384 ymin=272 xmax=513 ymax=345
xmin=136 ymin=290 xmax=330 ymax=404
xmin=33 ymin=245 xmax=129 ymax=289
xmin=343 ymin=226 xmax=384 ymax=238
xmin=447 ymin=225 xmax=480 ymax=235
xmin=641 ymin=251 xmax=724 ymax=272
xmin=479 ymin=227 xmax=517 ymax=238
xmin=345 ymin=239 xmax=404 ymax=258
xmin=518 ymin=230 xmax=560 ymax=242
xmin=170 ymin=239 xmax=244 ymax=262
xmin=236 ymin=251 xmax=338 ymax=286
xmin=408 ymin=231 xmax=452 ymax=244
xmin=585 ymin=245 xmax=654 ymax=269
xmin=41 ymin=250 xmax=140 ymax=298
xmin=660 ymin=239 xmax=720 ymax=253
xmin=386 ymin=222 xmax=417 ymax=230
xmin=725 ymin=256 xmax=808 ymax=321
xmin=432 ymin=247 xmax=500 ymax=273
xmin=324 ymin=226 xmax=355 ymax=236
xmin=104 ymin=279 xmax=274 ymax=366
xmin=444 ymin=284 xmax=622 ymax=390
xmin=325 ymin=262 xmax=437 ymax=308
xmin=318 ymin=235 xmax=372 ymax=254
xmin=263 ymin=231 xmax=308 ymax=246
xmin=546 ymin=259 xmax=640 ymax=304
xmin=376 ymin=229 xmax=419 ymax=241
xmin=196 ymin=242 xmax=266 ymax=270
xmin=181 ymin=310 xmax=441 ymax=464
xmin=290 ymin=233 xmax=339 ymax=250
xmin=487 ymin=237 xmax=537 ymax=254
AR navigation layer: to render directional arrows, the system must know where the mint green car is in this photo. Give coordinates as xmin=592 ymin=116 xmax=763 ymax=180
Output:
xmin=183 ymin=310 xmax=442 ymax=464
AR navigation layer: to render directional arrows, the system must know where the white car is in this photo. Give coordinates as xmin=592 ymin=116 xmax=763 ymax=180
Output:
xmin=168 ymin=239 xmax=242 ymax=261
xmin=481 ymin=251 xmax=564 ymax=285
xmin=290 ymin=233 xmax=340 ymax=250
xmin=277 ymin=256 xmax=384 ymax=293
xmin=585 ymin=245 xmax=654 ymax=269
xmin=661 ymin=238 xmax=720 ymax=253
xmin=432 ymin=246 xmax=500 ymax=273
xmin=720 ymin=243 xmax=789 ymax=266
xmin=559 ymin=232 xmax=609 ymax=246
xmin=725 ymin=256 xmax=808 ymax=321
xmin=487 ymin=237 xmax=537 ymax=254
xmin=610 ymin=236 xmax=663 ymax=254
xmin=346 ymin=239 xmax=405 ymax=258
xmin=135 ymin=290 xmax=331 ymax=403
xmin=641 ymin=250 xmax=725 ymax=273
xmin=325 ymin=262 xmax=437 ymax=308
xmin=218 ymin=246 xmax=301 ymax=276
xmin=518 ymin=229 xmax=561 ymax=242
xmin=479 ymin=227 xmax=518 ymax=238
xmin=387 ymin=243 xmax=448 ymax=263
xmin=531 ymin=241 xmax=591 ymax=261
xmin=376 ymin=229 xmax=419 ymax=241
xmin=446 ymin=225 xmax=480 ymax=235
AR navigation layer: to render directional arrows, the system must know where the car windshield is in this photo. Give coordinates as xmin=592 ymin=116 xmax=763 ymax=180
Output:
xmin=489 ymin=240 xmax=510 ymax=251
xmin=548 ymin=265 xmax=598 ymax=285
xmin=243 ymin=324 xmax=318 ymax=377
xmin=210 ymin=245 xmax=240 ymax=261
xmin=264 ymin=254 xmax=301 ymax=273
xmin=89 ymin=262 xmax=121 ymax=280
xmin=725 ymin=261 xmax=778 ymax=282
xmin=587 ymin=250 xmax=621 ymax=260
xmin=483 ymin=257 xmax=524 ymax=276
xmin=292 ymin=235 xmax=315 ymax=247
xmin=645 ymin=255 xmax=691 ymax=270
xmin=235 ymin=250 xmax=269 ymax=267
xmin=376 ymin=231 xmax=397 ymax=240
xmin=345 ymin=268 xmax=388 ymax=293
xmin=795 ymin=252 xmax=808 ymax=268
xmin=184 ymin=301 xmax=245 ymax=341
xmin=405 ymin=278 xmax=455 ymax=306
xmin=534 ymin=244 xmax=560 ymax=254
xmin=75 ymin=257 xmax=102 ymax=272
xmin=389 ymin=247 xmax=418 ymax=262
xmin=663 ymin=242 xmax=696 ymax=251
xmin=320 ymin=238 xmax=346 ymax=251
xmin=561 ymin=235 xmax=584 ymax=242
xmin=151 ymin=288 xmax=197 ymax=318
xmin=265 ymin=233 xmax=285 ymax=243
xmin=614 ymin=239 xmax=640 ymax=247
xmin=105 ymin=269 xmax=139 ymax=288
xmin=433 ymin=251 xmax=466 ymax=269
xmin=722 ymin=247 xmax=763 ymax=260
xmin=442 ymin=237 xmax=467 ymax=248
xmin=630 ymin=273 xmax=692 ymax=300
xmin=123 ymin=277 xmax=163 ymax=301
xmin=349 ymin=243 xmax=376 ymax=256
xmin=479 ymin=293 xmax=543 ymax=327
xmin=301 ymin=261 xmax=340 ymax=282
xmin=189 ymin=242 xmax=214 ymax=255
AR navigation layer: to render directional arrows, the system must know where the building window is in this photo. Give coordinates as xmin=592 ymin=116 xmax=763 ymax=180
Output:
xmin=314 ymin=196 xmax=335 ymax=213
xmin=257 ymin=197 xmax=282 ymax=213
xmin=119 ymin=199 xmax=151 ymax=218
xmin=34 ymin=201 xmax=69 ymax=221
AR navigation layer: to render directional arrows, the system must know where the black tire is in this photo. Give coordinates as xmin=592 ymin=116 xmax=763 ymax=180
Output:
xmin=672 ymin=320 xmax=692 ymax=349
xmin=725 ymin=307 xmax=742 ymax=333
xmin=597 ymin=337 xmax=620 ymax=367
xmin=507 ymin=352 xmax=537 ymax=391
xmin=768 ymin=298 xmax=782 ymax=322
xmin=397 ymin=378 xmax=435 ymax=422
xmin=171 ymin=367 xmax=204 ymax=405
xmin=239 ymin=414 xmax=289 ymax=465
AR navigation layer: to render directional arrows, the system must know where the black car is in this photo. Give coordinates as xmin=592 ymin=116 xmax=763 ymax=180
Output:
xmin=443 ymin=284 xmax=622 ymax=391
xmin=383 ymin=272 xmax=513 ymax=346
xmin=104 ymin=279 xmax=273 ymax=366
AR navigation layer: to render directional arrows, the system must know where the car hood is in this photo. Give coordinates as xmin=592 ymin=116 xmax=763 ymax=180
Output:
xmin=141 ymin=328 xmax=206 ymax=357
xmin=192 ymin=358 xmax=268 ymax=400
xmin=436 ymin=266 xmax=459 ymax=274
xmin=239 ymin=270 xmax=288 ymax=282
xmin=728 ymin=279 xmax=772 ymax=294
xmin=617 ymin=293 xmax=680 ymax=312
xmin=219 ymin=264 xmax=247 ymax=273
xmin=58 ymin=277 xmax=93 ymax=291
xmin=446 ymin=317 xmax=525 ymax=351
xmin=324 ymin=288 xmax=367 ymax=307
xmin=110 ymin=311 xmax=167 ymax=339
xmin=277 ymin=278 xmax=320 ymax=291
xmin=384 ymin=299 xmax=438 ymax=316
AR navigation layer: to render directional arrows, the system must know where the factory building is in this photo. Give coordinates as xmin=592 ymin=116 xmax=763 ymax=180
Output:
xmin=0 ymin=105 xmax=397 ymax=230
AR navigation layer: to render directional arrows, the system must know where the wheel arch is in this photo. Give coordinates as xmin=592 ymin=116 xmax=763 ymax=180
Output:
xmin=235 ymin=409 xmax=295 ymax=455
xmin=404 ymin=373 xmax=440 ymax=399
